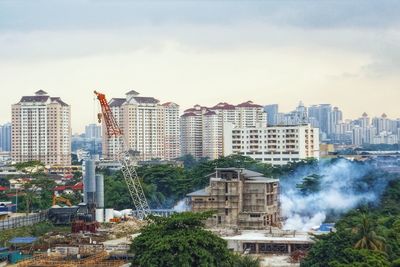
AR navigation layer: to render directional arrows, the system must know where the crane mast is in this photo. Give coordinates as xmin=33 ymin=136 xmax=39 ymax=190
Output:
xmin=94 ymin=90 xmax=150 ymax=219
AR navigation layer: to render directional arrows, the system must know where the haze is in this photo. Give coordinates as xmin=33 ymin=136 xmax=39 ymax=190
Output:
xmin=1 ymin=0 xmax=400 ymax=132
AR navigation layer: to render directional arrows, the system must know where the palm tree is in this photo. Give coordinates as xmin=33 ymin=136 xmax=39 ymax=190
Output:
xmin=353 ymin=213 xmax=386 ymax=252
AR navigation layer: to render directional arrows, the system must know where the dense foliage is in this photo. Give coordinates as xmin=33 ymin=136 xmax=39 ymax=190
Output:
xmin=301 ymin=179 xmax=400 ymax=266
xmin=130 ymin=211 xmax=260 ymax=267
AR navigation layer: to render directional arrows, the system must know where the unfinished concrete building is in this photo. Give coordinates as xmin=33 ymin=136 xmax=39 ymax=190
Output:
xmin=187 ymin=168 xmax=280 ymax=230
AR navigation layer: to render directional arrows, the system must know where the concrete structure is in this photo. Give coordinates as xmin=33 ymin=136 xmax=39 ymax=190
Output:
xmin=11 ymin=90 xmax=71 ymax=166
xmin=187 ymin=168 xmax=280 ymax=230
xmin=223 ymin=124 xmax=319 ymax=166
xmin=223 ymin=230 xmax=313 ymax=254
xmin=181 ymin=101 xmax=267 ymax=160
xmin=102 ymin=90 xmax=180 ymax=161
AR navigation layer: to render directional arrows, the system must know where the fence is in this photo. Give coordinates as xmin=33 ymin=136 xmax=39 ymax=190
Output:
xmin=0 ymin=210 xmax=48 ymax=230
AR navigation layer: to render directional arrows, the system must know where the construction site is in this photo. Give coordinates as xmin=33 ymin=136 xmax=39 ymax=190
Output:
xmin=0 ymin=90 xmax=321 ymax=267
xmin=0 ymin=91 xmax=154 ymax=266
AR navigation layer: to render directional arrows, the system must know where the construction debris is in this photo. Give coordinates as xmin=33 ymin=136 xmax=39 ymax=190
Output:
xmin=105 ymin=217 xmax=146 ymax=239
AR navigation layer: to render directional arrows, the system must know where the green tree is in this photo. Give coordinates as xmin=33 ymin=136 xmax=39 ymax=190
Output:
xmin=353 ymin=214 xmax=386 ymax=252
xmin=130 ymin=212 xmax=258 ymax=267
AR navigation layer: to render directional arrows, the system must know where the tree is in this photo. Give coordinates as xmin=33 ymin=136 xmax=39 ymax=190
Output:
xmin=130 ymin=212 xmax=259 ymax=267
xmin=353 ymin=214 xmax=386 ymax=252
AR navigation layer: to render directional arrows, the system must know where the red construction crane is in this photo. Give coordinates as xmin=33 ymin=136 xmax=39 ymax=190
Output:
xmin=94 ymin=90 xmax=122 ymax=138
xmin=94 ymin=90 xmax=149 ymax=219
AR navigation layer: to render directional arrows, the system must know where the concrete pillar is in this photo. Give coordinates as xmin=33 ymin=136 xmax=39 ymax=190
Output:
xmin=256 ymin=243 xmax=259 ymax=254
xmin=288 ymin=244 xmax=291 ymax=254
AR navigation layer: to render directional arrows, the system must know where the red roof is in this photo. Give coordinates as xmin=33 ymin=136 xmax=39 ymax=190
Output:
xmin=211 ymin=102 xmax=235 ymax=110
xmin=54 ymin=182 xmax=83 ymax=192
xmin=0 ymin=186 xmax=8 ymax=191
xmin=72 ymin=182 xmax=83 ymax=191
xmin=181 ymin=112 xmax=198 ymax=117
xmin=236 ymin=101 xmax=262 ymax=108
xmin=54 ymin=185 xmax=67 ymax=191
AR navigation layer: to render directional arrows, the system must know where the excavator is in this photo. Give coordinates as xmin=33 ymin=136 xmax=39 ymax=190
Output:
xmin=52 ymin=195 xmax=72 ymax=207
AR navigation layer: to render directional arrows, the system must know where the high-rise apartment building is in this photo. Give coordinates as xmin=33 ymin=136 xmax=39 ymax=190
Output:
xmin=11 ymin=90 xmax=71 ymax=165
xmin=223 ymin=123 xmax=319 ymax=165
xmin=180 ymin=101 xmax=267 ymax=160
xmin=0 ymin=123 xmax=11 ymax=152
xmin=102 ymin=90 xmax=180 ymax=161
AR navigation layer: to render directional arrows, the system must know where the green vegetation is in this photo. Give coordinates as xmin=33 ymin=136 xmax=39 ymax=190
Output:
xmin=130 ymin=211 xmax=259 ymax=267
xmin=14 ymin=161 xmax=44 ymax=172
xmin=15 ymin=176 xmax=56 ymax=213
xmin=301 ymin=179 xmax=400 ymax=267
xmin=0 ymin=221 xmax=70 ymax=246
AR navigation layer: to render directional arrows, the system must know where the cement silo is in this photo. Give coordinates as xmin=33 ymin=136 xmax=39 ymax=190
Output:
xmin=95 ymin=174 xmax=104 ymax=208
xmin=95 ymin=174 xmax=105 ymax=223
xmin=83 ymin=160 xmax=96 ymax=204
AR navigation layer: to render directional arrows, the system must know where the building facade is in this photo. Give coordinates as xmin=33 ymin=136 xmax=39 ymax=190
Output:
xmin=11 ymin=90 xmax=71 ymax=166
xmin=180 ymin=101 xmax=267 ymax=160
xmin=223 ymin=124 xmax=319 ymax=165
xmin=187 ymin=168 xmax=280 ymax=230
xmin=102 ymin=90 xmax=180 ymax=161
xmin=0 ymin=123 xmax=11 ymax=152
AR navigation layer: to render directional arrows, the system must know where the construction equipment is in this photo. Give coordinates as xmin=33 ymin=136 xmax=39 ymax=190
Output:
xmin=94 ymin=90 xmax=150 ymax=219
xmin=52 ymin=195 xmax=72 ymax=207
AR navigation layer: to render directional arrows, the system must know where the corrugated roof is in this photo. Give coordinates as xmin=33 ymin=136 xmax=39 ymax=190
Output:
xmin=9 ymin=237 xmax=38 ymax=244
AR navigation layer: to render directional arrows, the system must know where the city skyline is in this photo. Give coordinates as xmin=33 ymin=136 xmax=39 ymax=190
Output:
xmin=1 ymin=1 xmax=400 ymax=132
xmin=0 ymin=93 xmax=400 ymax=134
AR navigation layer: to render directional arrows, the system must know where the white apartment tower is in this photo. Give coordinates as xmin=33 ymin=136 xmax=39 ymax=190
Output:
xmin=223 ymin=124 xmax=319 ymax=165
xmin=102 ymin=90 xmax=180 ymax=161
xmin=11 ymin=90 xmax=71 ymax=166
xmin=180 ymin=101 xmax=267 ymax=160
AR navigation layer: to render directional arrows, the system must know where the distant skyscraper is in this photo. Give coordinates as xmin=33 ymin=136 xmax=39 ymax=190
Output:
xmin=11 ymin=90 xmax=71 ymax=165
xmin=85 ymin=123 xmax=102 ymax=139
xmin=0 ymin=123 xmax=11 ymax=152
xmin=308 ymin=104 xmax=332 ymax=137
xmin=328 ymin=107 xmax=343 ymax=136
xmin=264 ymin=104 xmax=279 ymax=125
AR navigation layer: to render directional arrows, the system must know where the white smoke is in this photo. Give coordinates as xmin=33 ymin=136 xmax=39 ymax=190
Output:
xmin=173 ymin=198 xmax=190 ymax=212
xmin=281 ymin=159 xmax=386 ymax=231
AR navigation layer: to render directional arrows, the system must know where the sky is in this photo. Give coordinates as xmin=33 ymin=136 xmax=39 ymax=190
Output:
xmin=1 ymin=0 xmax=400 ymax=133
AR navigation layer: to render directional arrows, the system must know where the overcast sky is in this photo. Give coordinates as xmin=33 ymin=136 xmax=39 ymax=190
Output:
xmin=1 ymin=0 xmax=400 ymax=132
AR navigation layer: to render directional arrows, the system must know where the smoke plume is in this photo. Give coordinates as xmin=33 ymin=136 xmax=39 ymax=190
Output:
xmin=280 ymin=159 xmax=389 ymax=231
xmin=173 ymin=198 xmax=190 ymax=212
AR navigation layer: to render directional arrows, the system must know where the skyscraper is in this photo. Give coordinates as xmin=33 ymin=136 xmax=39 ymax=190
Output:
xmin=264 ymin=104 xmax=279 ymax=125
xmin=11 ymin=90 xmax=71 ymax=165
xmin=0 ymin=123 xmax=11 ymax=152
xmin=85 ymin=123 xmax=102 ymax=139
